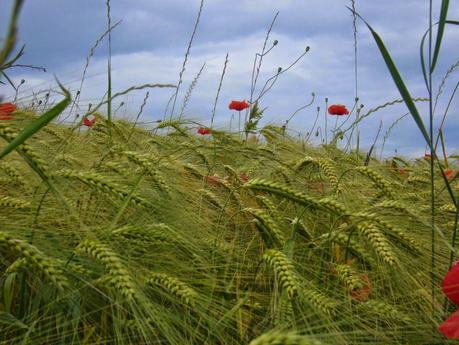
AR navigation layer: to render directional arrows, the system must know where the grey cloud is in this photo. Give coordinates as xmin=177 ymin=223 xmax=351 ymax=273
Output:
xmin=1 ymin=0 xmax=458 ymax=157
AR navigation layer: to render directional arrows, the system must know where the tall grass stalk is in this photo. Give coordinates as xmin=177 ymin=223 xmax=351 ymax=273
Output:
xmin=106 ymin=0 xmax=113 ymax=143
xmin=211 ymin=53 xmax=229 ymax=129
xmin=169 ymin=0 xmax=205 ymax=120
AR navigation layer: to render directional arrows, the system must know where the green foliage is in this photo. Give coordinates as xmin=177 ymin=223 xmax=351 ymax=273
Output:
xmin=0 ymin=113 xmax=455 ymax=343
xmin=245 ymin=101 xmax=265 ymax=134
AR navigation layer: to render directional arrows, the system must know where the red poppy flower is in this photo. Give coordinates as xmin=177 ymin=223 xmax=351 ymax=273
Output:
xmin=398 ymin=168 xmax=406 ymax=175
xmin=239 ymin=173 xmax=249 ymax=183
xmin=442 ymin=262 xmax=459 ymax=305
xmin=424 ymin=153 xmax=439 ymax=160
xmin=444 ymin=169 xmax=456 ymax=181
xmin=197 ymin=127 xmax=211 ymax=135
xmin=310 ymin=181 xmax=324 ymax=192
xmin=207 ymin=174 xmax=220 ymax=187
xmin=83 ymin=115 xmax=96 ymax=127
xmin=328 ymin=104 xmax=349 ymax=116
xmin=440 ymin=309 xmax=459 ymax=339
xmin=229 ymin=100 xmax=249 ymax=111
xmin=0 ymin=102 xmax=17 ymax=120
xmin=350 ymin=274 xmax=371 ymax=302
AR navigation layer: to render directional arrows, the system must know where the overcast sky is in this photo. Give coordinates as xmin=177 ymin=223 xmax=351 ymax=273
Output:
xmin=0 ymin=0 xmax=458 ymax=157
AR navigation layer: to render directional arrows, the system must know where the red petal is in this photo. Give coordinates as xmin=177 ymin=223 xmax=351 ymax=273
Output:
xmin=229 ymin=100 xmax=249 ymax=111
xmin=439 ymin=309 xmax=459 ymax=339
xmin=0 ymin=102 xmax=17 ymax=116
xmin=442 ymin=263 xmax=459 ymax=305
xmin=197 ymin=127 xmax=210 ymax=135
xmin=207 ymin=175 xmax=220 ymax=186
xmin=83 ymin=116 xmax=96 ymax=127
xmin=328 ymin=104 xmax=349 ymax=116
xmin=351 ymin=274 xmax=371 ymax=302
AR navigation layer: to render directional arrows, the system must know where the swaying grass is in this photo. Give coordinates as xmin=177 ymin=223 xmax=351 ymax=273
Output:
xmin=0 ymin=111 xmax=457 ymax=344
xmin=1 ymin=0 xmax=459 ymax=343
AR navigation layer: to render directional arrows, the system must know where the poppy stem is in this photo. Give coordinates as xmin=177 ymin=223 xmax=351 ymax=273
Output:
xmin=324 ymin=98 xmax=328 ymax=144
xmin=238 ymin=111 xmax=241 ymax=139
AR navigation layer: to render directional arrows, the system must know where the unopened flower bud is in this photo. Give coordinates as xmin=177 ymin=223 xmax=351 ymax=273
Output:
xmin=273 ymin=40 xmax=278 ymax=46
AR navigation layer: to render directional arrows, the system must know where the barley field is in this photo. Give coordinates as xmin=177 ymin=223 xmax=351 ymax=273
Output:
xmin=1 ymin=0 xmax=459 ymax=344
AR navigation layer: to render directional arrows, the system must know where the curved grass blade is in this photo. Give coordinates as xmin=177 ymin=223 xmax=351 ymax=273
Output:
xmin=0 ymin=0 xmax=24 ymax=68
xmin=431 ymin=0 xmax=450 ymax=73
xmin=420 ymin=20 xmax=459 ymax=92
xmin=0 ymin=79 xmax=71 ymax=160
xmin=350 ymin=9 xmax=431 ymax=146
xmin=0 ymin=311 xmax=29 ymax=331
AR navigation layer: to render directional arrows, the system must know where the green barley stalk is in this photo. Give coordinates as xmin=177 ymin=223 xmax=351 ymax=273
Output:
xmin=249 ymin=330 xmax=323 ymax=345
xmin=263 ymin=248 xmax=300 ymax=299
xmin=56 ymin=169 xmax=150 ymax=208
xmin=0 ymin=231 xmax=68 ymax=291
xmin=147 ymin=272 xmax=197 ymax=306
xmin=76 ymin=239 xmax=136 ymax=299
xmin=247 ymin=208 xmax=285 ymax=248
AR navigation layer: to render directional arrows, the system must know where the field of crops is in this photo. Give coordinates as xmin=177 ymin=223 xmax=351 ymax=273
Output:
xmin=0 ymin=110 xmax=458 ymax=344
xmin=2 ymin=0 xmax=459 ymax=343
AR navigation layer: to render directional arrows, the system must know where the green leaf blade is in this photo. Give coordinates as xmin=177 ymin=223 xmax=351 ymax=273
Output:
xmin=357 ymin=14 xmax=431 ymax=147
xmin=431 ymin=0 xmax=450 ymax=73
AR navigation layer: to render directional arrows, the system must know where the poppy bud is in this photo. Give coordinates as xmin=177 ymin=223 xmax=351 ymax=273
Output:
xmin=20 ymin=79 xmax=25 ymax=84
xmin=277 ymin=67 xmax=282 ymax=73
xmin=325 ymin=97 xmax=328 ymax=103
xmin=305 ymin=46 xmax=310 ymax=52
xmin=273 ymin=39 xmax=278 ymax=46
